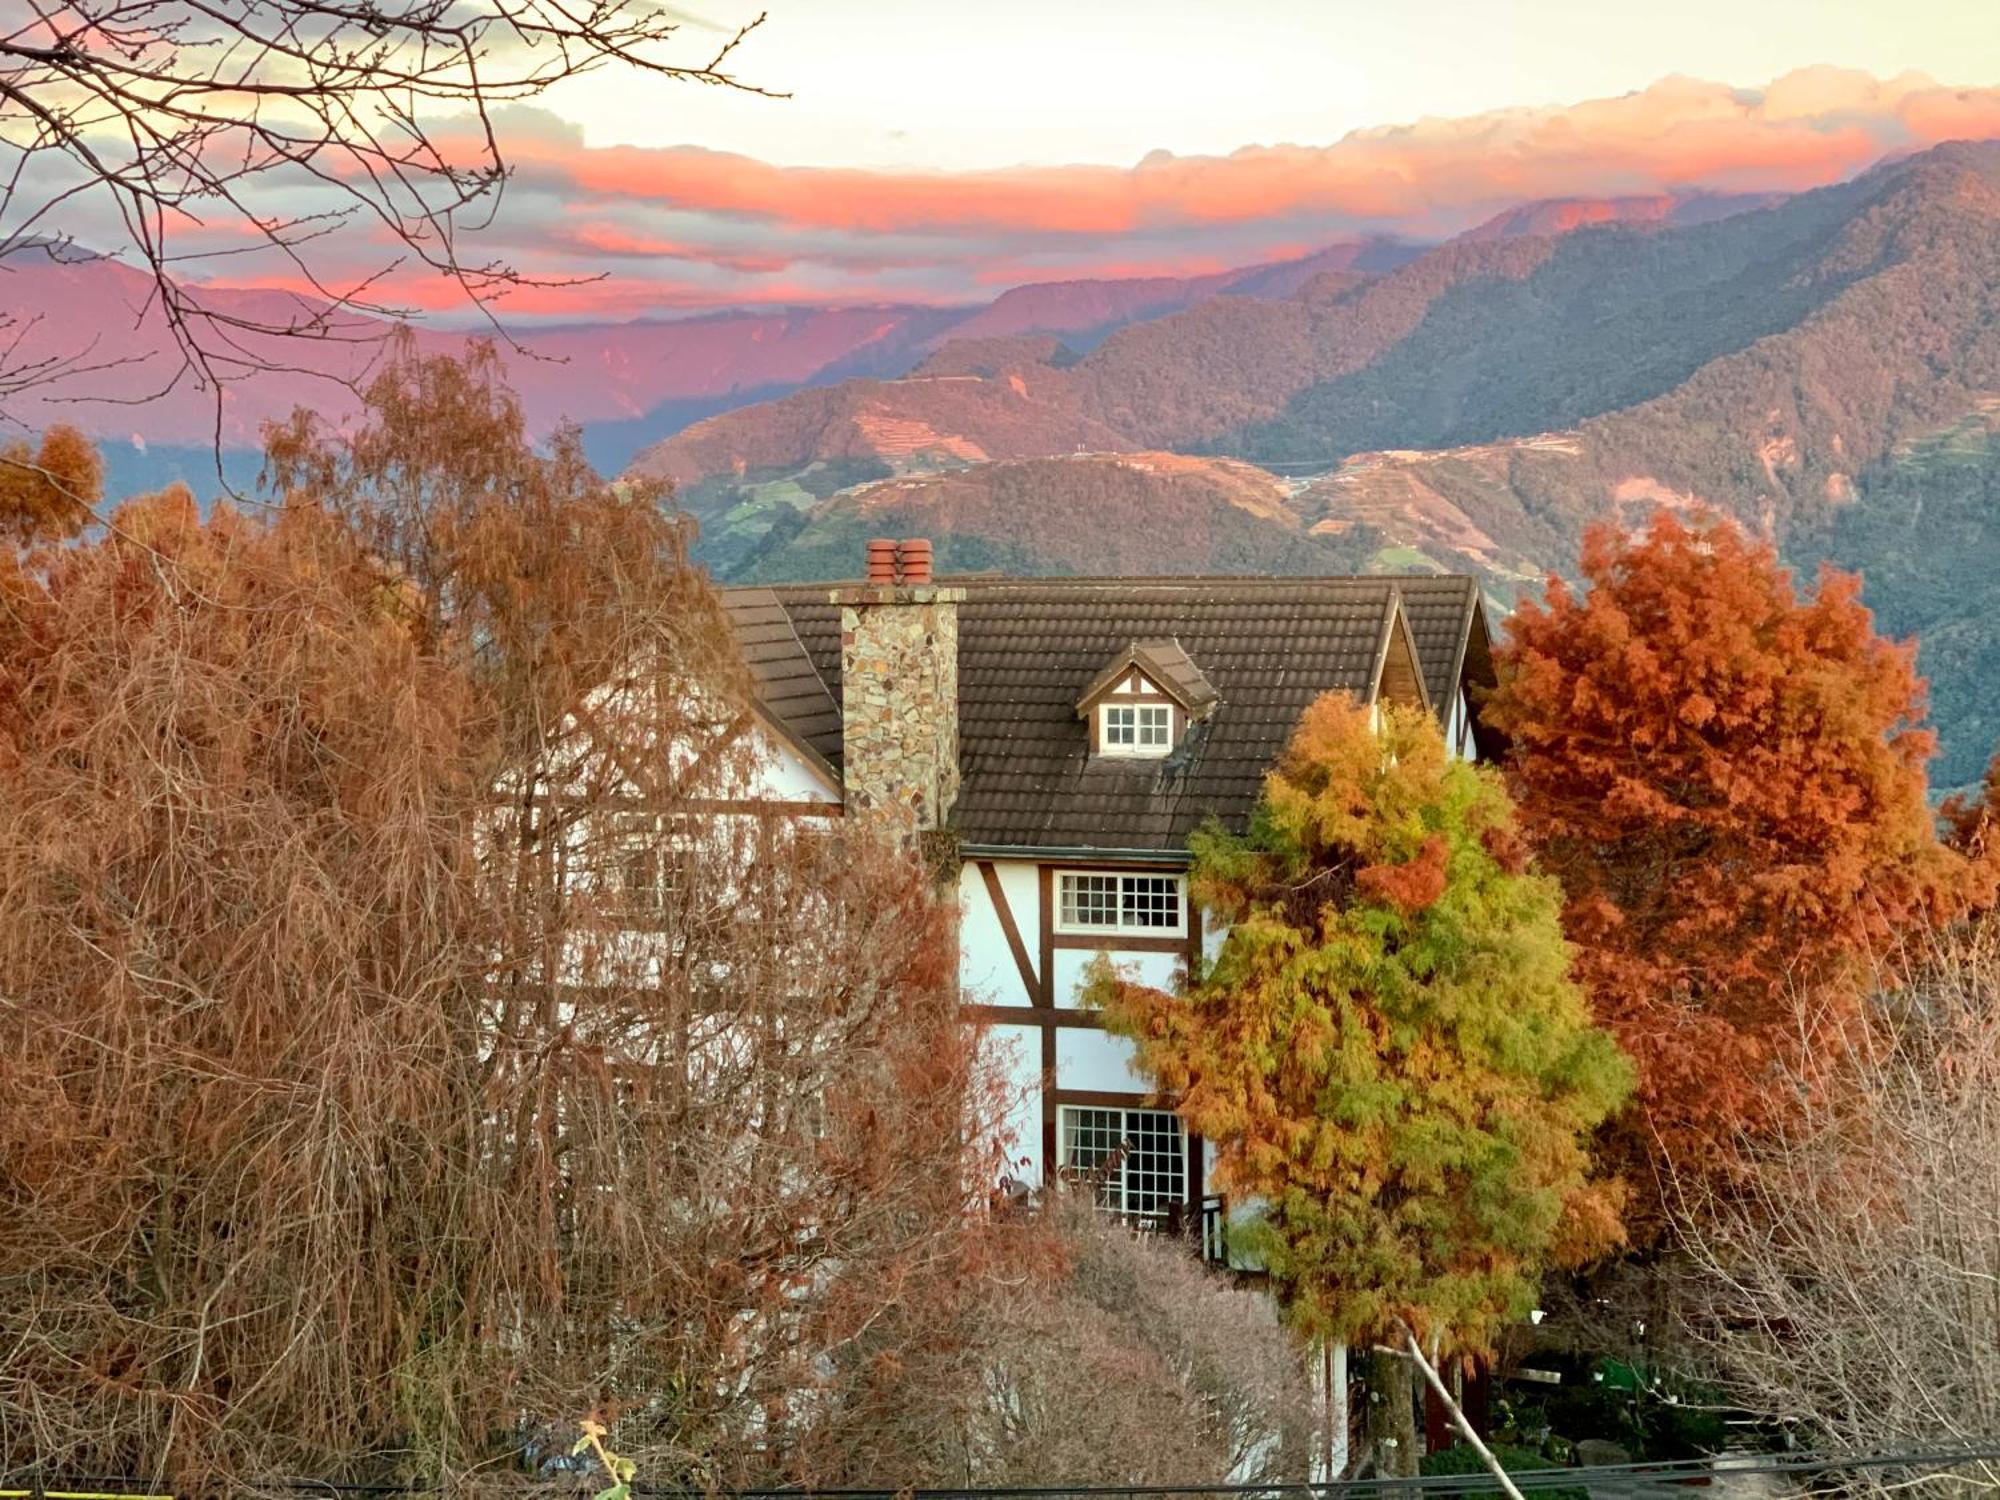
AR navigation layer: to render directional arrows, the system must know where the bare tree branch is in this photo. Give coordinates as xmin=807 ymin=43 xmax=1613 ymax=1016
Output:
xmin=0 ymin=0 xmax=779 ymax=424
xmin=1671 ymin=931 xmax=2000 ymax=1496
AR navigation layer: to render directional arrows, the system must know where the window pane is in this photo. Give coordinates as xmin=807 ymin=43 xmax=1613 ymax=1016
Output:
xmin=1061 ymin=1107 xmax=1186 ymax=1220
xmin=597 ymin=808 xmax=663 ymax=914
xmin=1122 ymin=1108 xmax=1185 ymax=1216
xmin=1103 ymin=705 xmax=1135 ymax=746
xmin=1062 ymin=1107 xmax=1124 ymax=1212
xmin=1060 ymin=873 xmax=1119 ymax=928
xmin=1138 ymin=705 xmax=1172 ymax=746
xmin=1120 ymin=874 xmax=1180 ymax=929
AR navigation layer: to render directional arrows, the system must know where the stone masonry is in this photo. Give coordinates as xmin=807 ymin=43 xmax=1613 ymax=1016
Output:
xmin=831 ymin=583 xmax=963 ymax=833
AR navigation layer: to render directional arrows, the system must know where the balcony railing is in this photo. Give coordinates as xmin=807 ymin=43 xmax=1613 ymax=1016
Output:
xmin=1160 ymin=1194 xmax=1229 ymax=1265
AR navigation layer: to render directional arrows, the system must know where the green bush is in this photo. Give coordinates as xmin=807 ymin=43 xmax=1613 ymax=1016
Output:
xmin=1420 ymin=1440 xmax=1588 ymax=1500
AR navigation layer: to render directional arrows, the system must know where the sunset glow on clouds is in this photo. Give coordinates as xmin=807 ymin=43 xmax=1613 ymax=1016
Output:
xmin=200 ymin=67 xmax=2000 ymax=319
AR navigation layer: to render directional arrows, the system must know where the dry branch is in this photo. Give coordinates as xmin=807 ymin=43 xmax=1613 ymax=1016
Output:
xmin=1670 ymin=928 xmax=2000 ymax=1495
xmin=0 ymin=0 xmax=775 ymax=419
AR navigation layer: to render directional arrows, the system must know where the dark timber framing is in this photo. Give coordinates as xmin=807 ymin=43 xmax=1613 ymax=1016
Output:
xmin=964 ymin=1004 xmax=1103 ymax=1028
xmin=1038 ymin=864 xmax=1058 ymax=1172
xmin=965 ymin=853 xmax=1209 ymax=1208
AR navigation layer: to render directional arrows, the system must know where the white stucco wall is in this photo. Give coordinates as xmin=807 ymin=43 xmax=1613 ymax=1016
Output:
xmin=744 ymin=726 xmax=841 ymax=801
xmin=956 ymin=856 xmax=1222 ymax=1193
xmin=1447 ymin=686 xmax=1480 ymax=762
xmin=981 ymin=1023 xmax=1044 ymax=1183
xmin=1050 ymin=945 xmax=1181 ymax=1009
xmin=956 ymin=858 xmax=1041 ymax=1007
xmin=1056 ymin=1026 xmax=1148 ymax=1093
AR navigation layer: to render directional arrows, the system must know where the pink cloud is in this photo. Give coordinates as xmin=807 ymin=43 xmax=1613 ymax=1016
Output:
xmin=500 ymin=67 xmax=1997 ymax=237
xmin=560 ymin=223 xmax=796 ymax=274
xmin=198 ymin=67 xmax=2000 ymax=320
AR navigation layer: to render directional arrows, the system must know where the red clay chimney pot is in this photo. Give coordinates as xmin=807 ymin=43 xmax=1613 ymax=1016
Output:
xmin=897 ymin=537 xmax=934 ymax=585
xmin=865 ymin=537 xmax=899 ymax=583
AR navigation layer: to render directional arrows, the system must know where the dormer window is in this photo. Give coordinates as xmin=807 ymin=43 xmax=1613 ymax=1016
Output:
xmin=1102 ymin=702 xmax=1173 ymax=756
xmin=1077 ymin=638 xmax=1219 ymax=763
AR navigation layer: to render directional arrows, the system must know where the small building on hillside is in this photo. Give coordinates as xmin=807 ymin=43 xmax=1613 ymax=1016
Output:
xmin=722 ymin=541 xmax=1499 ymax=1240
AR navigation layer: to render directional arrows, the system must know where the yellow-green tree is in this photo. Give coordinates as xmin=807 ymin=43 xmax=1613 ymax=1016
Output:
xmin=1092 ymin=695 xmax=1631 ymax=1358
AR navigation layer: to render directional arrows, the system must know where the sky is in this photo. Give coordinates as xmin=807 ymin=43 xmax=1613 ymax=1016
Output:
xmin=548 ymin=0 xmax=2000 ymax=171
xmin=170 ymin=0 xmax=2000 ymax=318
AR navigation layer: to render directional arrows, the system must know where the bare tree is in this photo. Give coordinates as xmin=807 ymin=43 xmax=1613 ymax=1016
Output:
xmin=0 ymin=0 xmax=772 ymax=414
xmin=937 ymin=1193 xmax=1313 ymax=1489
xmin=0 ymin=343 xmax=998 ymax=1492
xmin=1671 ymin=927 xmax=2000 ymax=1492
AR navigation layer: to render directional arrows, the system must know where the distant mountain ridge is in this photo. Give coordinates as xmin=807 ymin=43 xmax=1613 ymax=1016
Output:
xmin=624 ymin=183 xmax=1838 ymax=500
xmin=645 ymin=144 xmax=2000 ymax=538
xmin=0 ymin=191 xmax=1730 ymax=490
xmin=678 ymin=142 xmax=2000 ymax=787
xmin=1459 ymin=191 xmax=1787 ymax=241
xmin=0 ymin=235 xmax=1419 ymax=485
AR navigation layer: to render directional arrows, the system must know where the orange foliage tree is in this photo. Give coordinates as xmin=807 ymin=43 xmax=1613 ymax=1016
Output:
xmin=0 ymin=424 xmax=100 ymax=545
xmin=1943 ymin=751 xmax=2000 ymax=885
xmin=1485 ymin=512 xmax=1974 ymax=1195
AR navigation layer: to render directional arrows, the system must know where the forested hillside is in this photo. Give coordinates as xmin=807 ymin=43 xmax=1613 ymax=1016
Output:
xmin=1793 ymin=404 xmax=2000 ymax=789
xmin=1225 ymin=172 xmax=1878 ymax=462
xmin=678 ymin=141 xmax=2000 ymax=785
xmin=735 ymin=453 xmax=1376 ymax=582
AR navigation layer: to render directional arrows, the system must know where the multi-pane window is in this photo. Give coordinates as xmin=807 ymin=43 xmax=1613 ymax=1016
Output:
xmin=585 ymin=808 xmax=697 ymax=920
xmin=1059 ymin=872 xmax=1119 ymax=928
xmin=600 ymin=809 xmax=666 ymax=915
xmin=1060 ymin=1106 xmax=1186 ymax=1220
xmin=1100 ymin=702 xmax=1174 ymax=756
xmin=1057 ymin=871 xmax=1184 ymax=934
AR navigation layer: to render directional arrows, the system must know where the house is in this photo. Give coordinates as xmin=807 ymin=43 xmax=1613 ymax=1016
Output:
xmin=721 ymin=538 xmax=1499 ymax=1236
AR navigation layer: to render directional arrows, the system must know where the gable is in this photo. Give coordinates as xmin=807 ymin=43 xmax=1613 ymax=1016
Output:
xmin=1373 ymin=604 xmax=1432 ymax=714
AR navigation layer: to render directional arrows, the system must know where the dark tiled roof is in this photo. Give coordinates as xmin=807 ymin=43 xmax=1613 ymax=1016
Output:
xmin=725 ymin=575 xmax=1489 ymax=853
xmin=720 ymin=588 xmax=842 ymax=783
xmin=1394 ymin=574 xmax=1486 ymax=709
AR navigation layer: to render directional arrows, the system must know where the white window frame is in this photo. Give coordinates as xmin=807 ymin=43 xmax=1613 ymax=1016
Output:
xmin=1055 ymin=870 xmax=1186 ymax=936
xmin=1098 ymin=701 xmax=1174 ymax=758
xmin=1058 ymin=1104 xmax=1187 ymax=1220
xmin=577 ymin=805 xmax=703 ymax=922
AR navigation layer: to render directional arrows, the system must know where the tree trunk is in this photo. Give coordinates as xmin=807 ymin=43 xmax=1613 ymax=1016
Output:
xmin=1312 ymin=1339 xmax=1350 ymax=1480
xmin=1402 ymin=1326 xmax=1524 ymax=1500
xmin=1366 ymin=1348 xmax=1419 ymax=1478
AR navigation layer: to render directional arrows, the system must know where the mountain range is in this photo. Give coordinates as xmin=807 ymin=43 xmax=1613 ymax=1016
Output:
xmin=624 ymin=144 xmax=2000 ymax=788
xmin=0 ymin=235 xmax=1422 ymax=491
xmin=6 ymin=154 xmax=1999 ymax=787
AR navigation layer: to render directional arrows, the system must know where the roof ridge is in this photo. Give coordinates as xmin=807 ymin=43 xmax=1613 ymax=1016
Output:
xmin=721 ymin=573 xmax=1477 ymax=595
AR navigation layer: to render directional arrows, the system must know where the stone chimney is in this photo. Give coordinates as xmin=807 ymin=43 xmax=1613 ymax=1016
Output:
xmin=830 ymin=538 xmax=961 ymax=833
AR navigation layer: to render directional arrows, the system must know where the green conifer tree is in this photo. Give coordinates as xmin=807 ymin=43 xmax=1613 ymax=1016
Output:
xmin=1091 ymin=694 xmax=1631 ymax=1357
